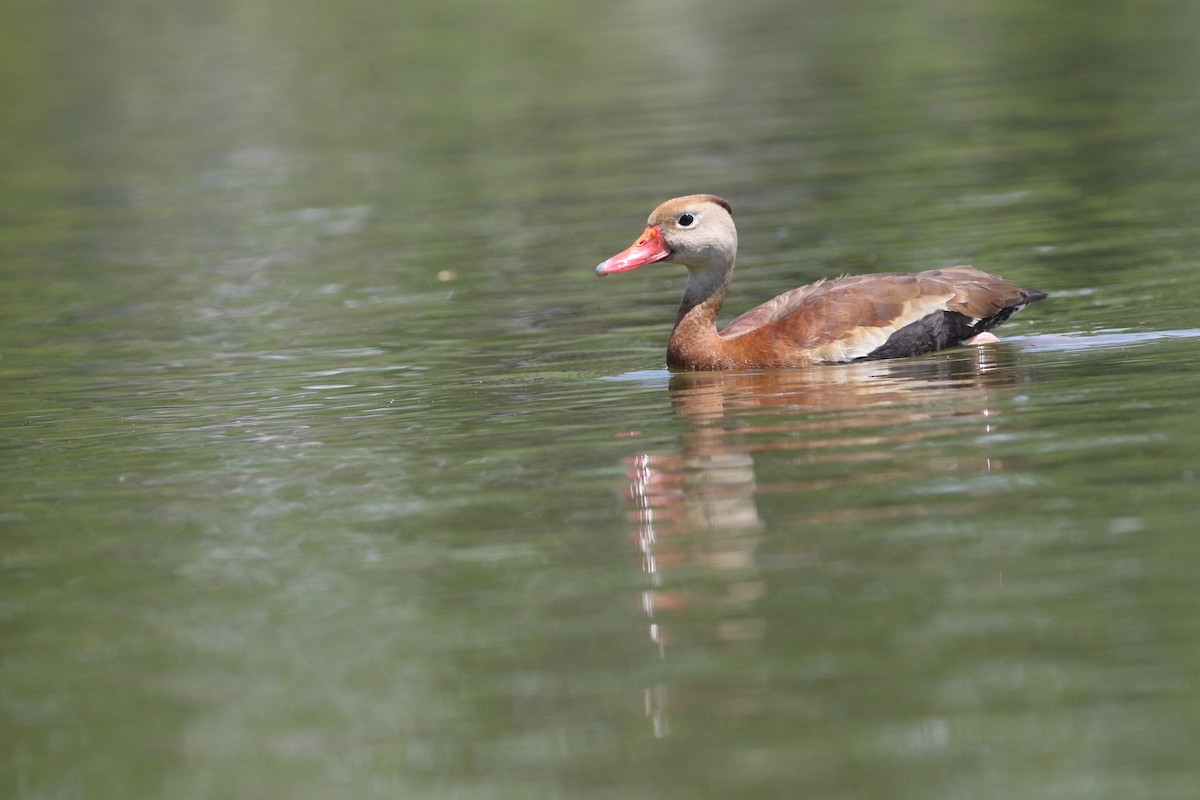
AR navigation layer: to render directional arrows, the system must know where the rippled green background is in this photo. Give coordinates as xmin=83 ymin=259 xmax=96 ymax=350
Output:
xmin=4 ymin=0 xmax=1200 ymax=798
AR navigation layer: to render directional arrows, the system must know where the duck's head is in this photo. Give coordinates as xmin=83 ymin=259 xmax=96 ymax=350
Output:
xmin=596 ymin=194 xmax=737 ymax=277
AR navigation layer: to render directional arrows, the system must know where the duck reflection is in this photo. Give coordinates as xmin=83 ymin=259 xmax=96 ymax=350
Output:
xmin=621 ymin=348 xmax=1031 ymax=736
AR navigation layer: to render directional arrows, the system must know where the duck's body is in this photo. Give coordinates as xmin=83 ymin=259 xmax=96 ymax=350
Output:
xmin=596 ymin=195 xmax=1046 ymax=370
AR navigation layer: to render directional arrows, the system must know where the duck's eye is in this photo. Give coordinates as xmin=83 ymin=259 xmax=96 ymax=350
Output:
xmin=677 ymin=213 xmax=695 ymax=227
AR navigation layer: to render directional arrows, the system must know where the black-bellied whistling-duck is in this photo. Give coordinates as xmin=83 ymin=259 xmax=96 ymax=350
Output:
xmin=595 ymin=194 xmax=1046 ymax=370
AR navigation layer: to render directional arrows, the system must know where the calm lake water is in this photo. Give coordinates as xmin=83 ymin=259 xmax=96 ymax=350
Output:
xmin=4 ymin=0 xmax=1200 ymax=798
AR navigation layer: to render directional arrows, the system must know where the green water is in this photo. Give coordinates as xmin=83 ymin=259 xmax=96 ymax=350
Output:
xmin=4 ymin=0 xmax=1200 ymax=798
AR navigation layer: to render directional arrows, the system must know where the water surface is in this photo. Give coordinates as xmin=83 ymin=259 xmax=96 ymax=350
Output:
xmin=4 ymin=0 xmax=1200 ymax=798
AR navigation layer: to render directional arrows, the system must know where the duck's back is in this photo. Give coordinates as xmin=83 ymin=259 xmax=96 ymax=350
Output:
xmin=718 ymin=266 xmax=1045 ymax=367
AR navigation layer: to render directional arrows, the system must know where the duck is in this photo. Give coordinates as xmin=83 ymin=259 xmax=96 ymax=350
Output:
xmin=595 ymin=194 xmax=1046 ymax=370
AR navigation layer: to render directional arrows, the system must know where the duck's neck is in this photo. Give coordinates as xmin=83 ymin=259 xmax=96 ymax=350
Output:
xmin=667 ymin=265 xmax=734 ymax=369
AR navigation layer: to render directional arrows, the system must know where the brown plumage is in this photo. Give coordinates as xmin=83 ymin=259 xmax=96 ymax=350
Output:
xmin=595 ymin=194 xmax=1046 ymax=370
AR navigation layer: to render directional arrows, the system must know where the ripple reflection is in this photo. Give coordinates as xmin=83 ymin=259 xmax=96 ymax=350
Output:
xmin=615 ymin=349 xmax=1037 ymax=736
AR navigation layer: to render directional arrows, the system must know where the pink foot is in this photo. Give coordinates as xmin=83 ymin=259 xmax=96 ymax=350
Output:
xmin=964 ymin=332 xmax=999 ymax=345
